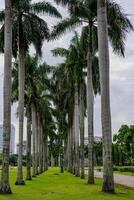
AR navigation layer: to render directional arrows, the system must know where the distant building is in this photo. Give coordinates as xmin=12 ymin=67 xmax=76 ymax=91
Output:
xmin=0 ymin=124 xmax=15 ymax=154
xmin=17 ymin=141 xmax=27 ymax=156
xmin=84 ymin=136 xmax=102 ymax=145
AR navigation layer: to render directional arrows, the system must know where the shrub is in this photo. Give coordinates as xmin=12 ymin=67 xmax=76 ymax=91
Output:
xmin=119 ymin=167 xmax=134 ymax=173
xmin=96 ymin=167 xmax=102 ymax=172
xmin=113 ymin=166 xmax=119 ymax=171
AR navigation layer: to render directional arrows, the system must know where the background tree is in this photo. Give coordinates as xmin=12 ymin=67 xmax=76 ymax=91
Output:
xmin=97 ymin=0 xmax=114 ymax=193
xmin=0 ymin=0 xmax=61 ymax=185
xmin=51 ymin=0 xmax=133 ymax=185
xmin=0 ymin=0 xmax=12 ymax=194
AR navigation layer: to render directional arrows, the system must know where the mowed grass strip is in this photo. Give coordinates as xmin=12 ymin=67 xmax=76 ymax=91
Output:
xmin=0 ymin=167 xmax=134 ymax=200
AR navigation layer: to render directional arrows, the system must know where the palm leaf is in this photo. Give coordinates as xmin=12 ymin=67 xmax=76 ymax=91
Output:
xmin=51 ymin=48 xmax=69 ymax=57
xmin=30 ymin=1 xmax=62 ymax=18
xmin=50 ymin=17 xmax=82 ymax=40
xmin=107 ymin=0 xmax=133 ymax=56
xmin=0 ymin=11 xmax=5 ymax=23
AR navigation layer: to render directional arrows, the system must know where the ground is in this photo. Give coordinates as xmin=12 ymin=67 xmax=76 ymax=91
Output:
xmin=0 ymin=167 xmax=134 ymax=200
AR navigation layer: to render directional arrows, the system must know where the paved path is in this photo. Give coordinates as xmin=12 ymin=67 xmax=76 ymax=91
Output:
xmin=85 ymin=170 xmax=134 ymax=188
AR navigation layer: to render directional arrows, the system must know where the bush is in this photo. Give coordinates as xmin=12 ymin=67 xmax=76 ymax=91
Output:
xmin=113 ymin=166 xmax=119 ymax=171
xmin=96 ymin=167 xmax=102 ymax=172
xmin=119 ymin=167 xmax=134 ymax=173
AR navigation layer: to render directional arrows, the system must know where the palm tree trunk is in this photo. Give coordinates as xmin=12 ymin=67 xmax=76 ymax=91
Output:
xmin=0 ymin=0 xmax=12 ymax=194
xmin=43 ymin=134 xmax=47 ymax=171
xmin=26 ymin=107 xmax=32 ymax=180
xmin=45 ymin=135 xmax=48 ymax=171
xmin=35 ymin=110 xmax=39 ymax=175
xmin=39 ymin=120 xmax=43 ymax=174
xmin=97 ymin=0 xmax=114 ymax=193
xmin=68 ymin=111 xmax=74 ymax=173
xmin=15 ymin=17 xmax=25 ymax=185
xmin=67 ymin=128 xmax=71 ymax=172
xmin=32 ymin=104 xmax=36 ymax=177
xmin=74 ymin=87 xmax=80 ymax=177
xmin=86 ymin=22 xmax=94 ymax=184
xmin=42 ymin=138 xmax=45 ymax=171
xmin=72 ymin=112 xmax=75 ymax=174
xmin=37 ymin=113 xmax=40 ymax=174
xmin=79 ymin=81 xmax=85 ymax=179
xmin=64 ymin=137 xmax=67 ymax=170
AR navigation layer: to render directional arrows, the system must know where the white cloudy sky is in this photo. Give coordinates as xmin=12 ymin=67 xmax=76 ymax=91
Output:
xmin=0 ymin=0 xmax=134 ymax=146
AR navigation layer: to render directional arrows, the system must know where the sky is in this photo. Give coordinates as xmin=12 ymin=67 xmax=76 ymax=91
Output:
xmin=0 ymin=0 xmax=134 ymax=147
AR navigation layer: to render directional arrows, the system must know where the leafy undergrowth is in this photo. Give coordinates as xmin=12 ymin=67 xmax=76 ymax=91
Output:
xmin=0 ymin=167 xmax=134 ymax=200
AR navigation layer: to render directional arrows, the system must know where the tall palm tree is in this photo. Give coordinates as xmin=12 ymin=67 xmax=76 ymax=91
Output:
xmin=97 ymin=0 xmax=113 ymax=192
xmin=51 ymin=0 xmax=133 ymax=184
xmin=52 ymin=32 xmax=89 ymax=177
xmin=12 ymin=54 xmax=56 ymax=179
xmin=12 ymin=55 xmax=37 ymax=179
xmin=0 ymin=0 xmax=61 ymax=185
xmin=51 ymin=58 xmax=76 ymax=173
xmin=0 ymin=0 xmax=12 ymax=194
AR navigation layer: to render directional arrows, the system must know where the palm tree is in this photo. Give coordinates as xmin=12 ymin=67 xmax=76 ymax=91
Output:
xmin=51 ymin=59 xmax=76 ymax=172
xmin=52 ymin=32 xmax=89 ymax=177
xmin=0 ymin=0 xmax=12 ymax=194
xmin=12 ymin=54 xmax=55 ymax=178
xmin=0 ymin=0 xmax=61 ymax=185
xmin=97 ymin=0 xmax=114 ymax=192
xmin=51 ymin=0 xmax=133 ymax=184
xmin=12 ymin=56 xmax=35 ymax=179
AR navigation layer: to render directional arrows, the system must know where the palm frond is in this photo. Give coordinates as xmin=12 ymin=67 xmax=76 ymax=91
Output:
xmin=30 ymin=1 xmax=62 ymax=18
xmin=50 ymin=17 xmax=82 ymax=40
xmin=107 ymin=0 xmax=133 ymax=56
xmin=51 ymin=48 xmax=69 ymax=57
xmin=54 ymin=0 xmax=76 ymax=6
xmin=0 ymin=10 xmax=5 ymax=23
xmin=23 ymin=13 xmax=49 ymax=56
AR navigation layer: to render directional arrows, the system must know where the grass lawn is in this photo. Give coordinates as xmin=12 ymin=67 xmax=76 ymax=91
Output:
xmin=0 ymin=167 xmax=134 ymax=200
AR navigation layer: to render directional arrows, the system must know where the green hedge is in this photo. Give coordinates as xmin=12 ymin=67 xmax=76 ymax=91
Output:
xmin=113 ymin=166 xmax=119 ymax=171
xmin=120 ymin=167 xmax=134 ymax=173
xmin=113 ymin=166 xmax=134 ymax=173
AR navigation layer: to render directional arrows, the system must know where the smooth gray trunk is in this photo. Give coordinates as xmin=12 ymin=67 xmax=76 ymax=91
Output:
xmin=35 ymin=110 xmax=39 ymax=175
xmin=51 ymin=154 xmax=54 ymax=167
xmin=72 ymin=112 xmax=76 ymax=174
xmin=42 ymin=138 xmax=45 ymax=172
xmin=43 ymin=134 xmax=48 ymax=171
xmin=26 ymin=107 xmax=32 ymax=180
xmin=79 ymin=81 xmax=85 ymax=179
xmin=64 ymin=138 xmax=67 ymax=170
xmin=71 ymin=124 xmax=75 ymax=174
xmin=15 ymin=17 xmax=25 ymax=185
xmin=42 ymin=138 xmax=45 ymax=171
xmin=97 ymin=0 xmax=114 ymax=193
xmin=67 ymin=128 xmax=72 ymax=172
xmin=0 ymin=0 xmax=12 ymax=194
xmin=32 ymin=104 xmax=36 ymax=177
xmin=45 ymin=136 xmax=48 ymax=171
xmin=74 ymin=88 xmax=80 ymax=177
xmin=39 ymin=121 xmax=43 ymax=174
xmin=87 ymin=40 xmax=94 ymax=184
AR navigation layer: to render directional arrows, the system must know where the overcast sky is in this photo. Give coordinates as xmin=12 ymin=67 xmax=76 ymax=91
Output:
xmin=0 ymin=0 xmax=134 ymax=146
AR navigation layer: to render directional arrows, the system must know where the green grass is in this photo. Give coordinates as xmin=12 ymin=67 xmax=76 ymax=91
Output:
xmin=0 ymin=167 xmax=134 ymax=200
